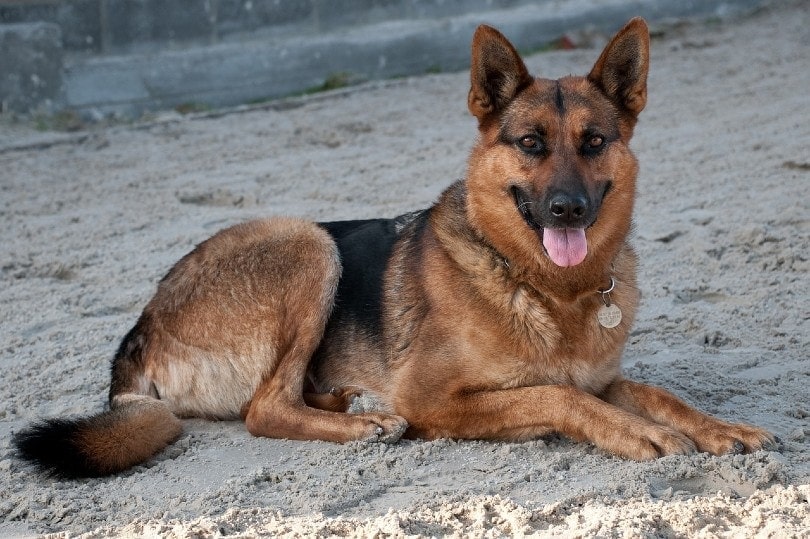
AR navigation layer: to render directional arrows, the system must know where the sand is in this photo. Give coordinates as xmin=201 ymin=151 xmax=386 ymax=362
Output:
xmin=0 ymin=1 xmax=808 ymax=536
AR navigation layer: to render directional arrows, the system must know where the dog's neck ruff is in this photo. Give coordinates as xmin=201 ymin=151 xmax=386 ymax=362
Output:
xmin=495 ymin=254 xmax=617 ymax=297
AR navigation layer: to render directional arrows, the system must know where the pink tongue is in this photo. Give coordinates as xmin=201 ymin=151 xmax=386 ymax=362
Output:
xmin=542 ymin=228 xmax=588 ymax=267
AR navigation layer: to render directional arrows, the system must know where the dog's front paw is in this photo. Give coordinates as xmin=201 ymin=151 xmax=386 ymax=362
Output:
xmin=607 ymin=424 xmax=696 ymax=460
xmin=690 ymin=421 xmax=776 ymax=455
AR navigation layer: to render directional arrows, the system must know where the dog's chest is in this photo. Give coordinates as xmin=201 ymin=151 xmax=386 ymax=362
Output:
xmin=514 ymin=347 xmax=621 ymax=395
xmin=499 ymin=284 xmax=629 ymax=393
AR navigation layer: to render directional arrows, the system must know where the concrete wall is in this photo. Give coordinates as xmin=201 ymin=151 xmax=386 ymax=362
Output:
xmin=0 ymin=0 xmax=538 ymax=55
xmin=0 ymin=22 xmax=63 ymax=113
xmin=1 ymin=0 xmax=765 ymax=117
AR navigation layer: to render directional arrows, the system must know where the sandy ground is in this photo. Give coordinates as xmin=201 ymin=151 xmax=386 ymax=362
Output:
xmin=1 ymin=1 xmax=808 ymax=536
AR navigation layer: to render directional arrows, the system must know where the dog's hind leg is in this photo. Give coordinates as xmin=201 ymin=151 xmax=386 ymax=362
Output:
xmin=246 ymin=345 xmax=407 ymax=443
xmin=243 ymin=290 xmax=408 ymax=442
xmin=240 ymin=223 xmax=407 ymax=443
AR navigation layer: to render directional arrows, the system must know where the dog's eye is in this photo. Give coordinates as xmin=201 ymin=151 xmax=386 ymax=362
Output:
xmin=518 ymin=135 xmax=543 ymax=153
xmin=582 ymin=134 xmax=606 ymax=156
xmin=519 ymin=136 xmax=537 ymax=148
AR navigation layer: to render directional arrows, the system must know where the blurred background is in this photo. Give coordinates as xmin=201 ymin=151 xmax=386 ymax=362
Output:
xmin=0 ymin=0 xmax=763 ymax=120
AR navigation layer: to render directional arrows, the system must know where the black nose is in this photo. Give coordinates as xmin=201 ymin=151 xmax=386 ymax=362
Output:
xmin=548 ymin=193 xmax=589 ymax=225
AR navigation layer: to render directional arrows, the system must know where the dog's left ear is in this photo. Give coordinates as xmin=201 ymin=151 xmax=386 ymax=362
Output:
xmin=468 ymin=25 xmax=533 ymax=121
xmin=588 ymin=17 xmax=650 ymax=117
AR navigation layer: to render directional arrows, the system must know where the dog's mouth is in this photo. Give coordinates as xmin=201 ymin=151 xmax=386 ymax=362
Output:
xmin=511 ymin=186 xmax=588 ymax=268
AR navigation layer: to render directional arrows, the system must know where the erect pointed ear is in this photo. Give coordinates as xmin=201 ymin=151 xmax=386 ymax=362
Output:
xmin=468 ymin=25 xmax=533 ymax=121
xmin=588 ymin=17 xmax=650 ymax=117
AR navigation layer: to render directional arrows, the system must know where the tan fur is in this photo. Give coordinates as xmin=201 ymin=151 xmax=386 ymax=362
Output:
xmin=134 ymin=217 xmax=409 ymax=443
xmin=315 ymin=19 xmax=773 ymax=458
xmin=78 ymin=395 xmax=182 ymax=475
xmin=120 ymin=19 xmax=772 ymax=460
xmin=18 ymin=19 xmax=774 ymax=477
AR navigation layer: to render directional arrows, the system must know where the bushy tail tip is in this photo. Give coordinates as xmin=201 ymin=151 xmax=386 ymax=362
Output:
xmin=13 ymin=398 xmax=182 ymax=478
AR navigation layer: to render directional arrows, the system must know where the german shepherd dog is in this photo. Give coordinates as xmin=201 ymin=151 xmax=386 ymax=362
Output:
xmin=15 ymin=18 xmax=774 ymax=477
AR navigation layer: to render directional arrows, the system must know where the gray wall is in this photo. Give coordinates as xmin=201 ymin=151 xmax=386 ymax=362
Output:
xmin=1 ymin=0 xmax=764 ymax=118
xmin=0 ymin=0 xmax=542 ymax=55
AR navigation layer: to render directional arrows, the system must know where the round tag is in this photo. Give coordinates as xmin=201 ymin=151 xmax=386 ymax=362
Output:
xmin=597 ymin=304 xmax=622 ymax=328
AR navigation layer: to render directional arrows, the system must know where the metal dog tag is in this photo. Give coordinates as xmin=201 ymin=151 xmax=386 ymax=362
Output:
xmin=597 ymin=304 xmax=622 ymax=328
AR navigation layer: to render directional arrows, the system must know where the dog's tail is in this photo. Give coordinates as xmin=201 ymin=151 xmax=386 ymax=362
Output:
xmin=13 ymin=395 xmax=182 ymax=478
xmin=13 ymin=316 xmax=182 ymax=478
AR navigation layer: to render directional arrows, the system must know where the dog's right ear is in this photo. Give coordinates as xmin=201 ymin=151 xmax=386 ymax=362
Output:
xmin=468 ymin=25 xmax=533 ymax=121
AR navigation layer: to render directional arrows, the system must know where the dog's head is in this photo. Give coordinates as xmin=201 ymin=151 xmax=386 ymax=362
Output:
xmin=465 ymin=19 xmax=649 ymax=272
